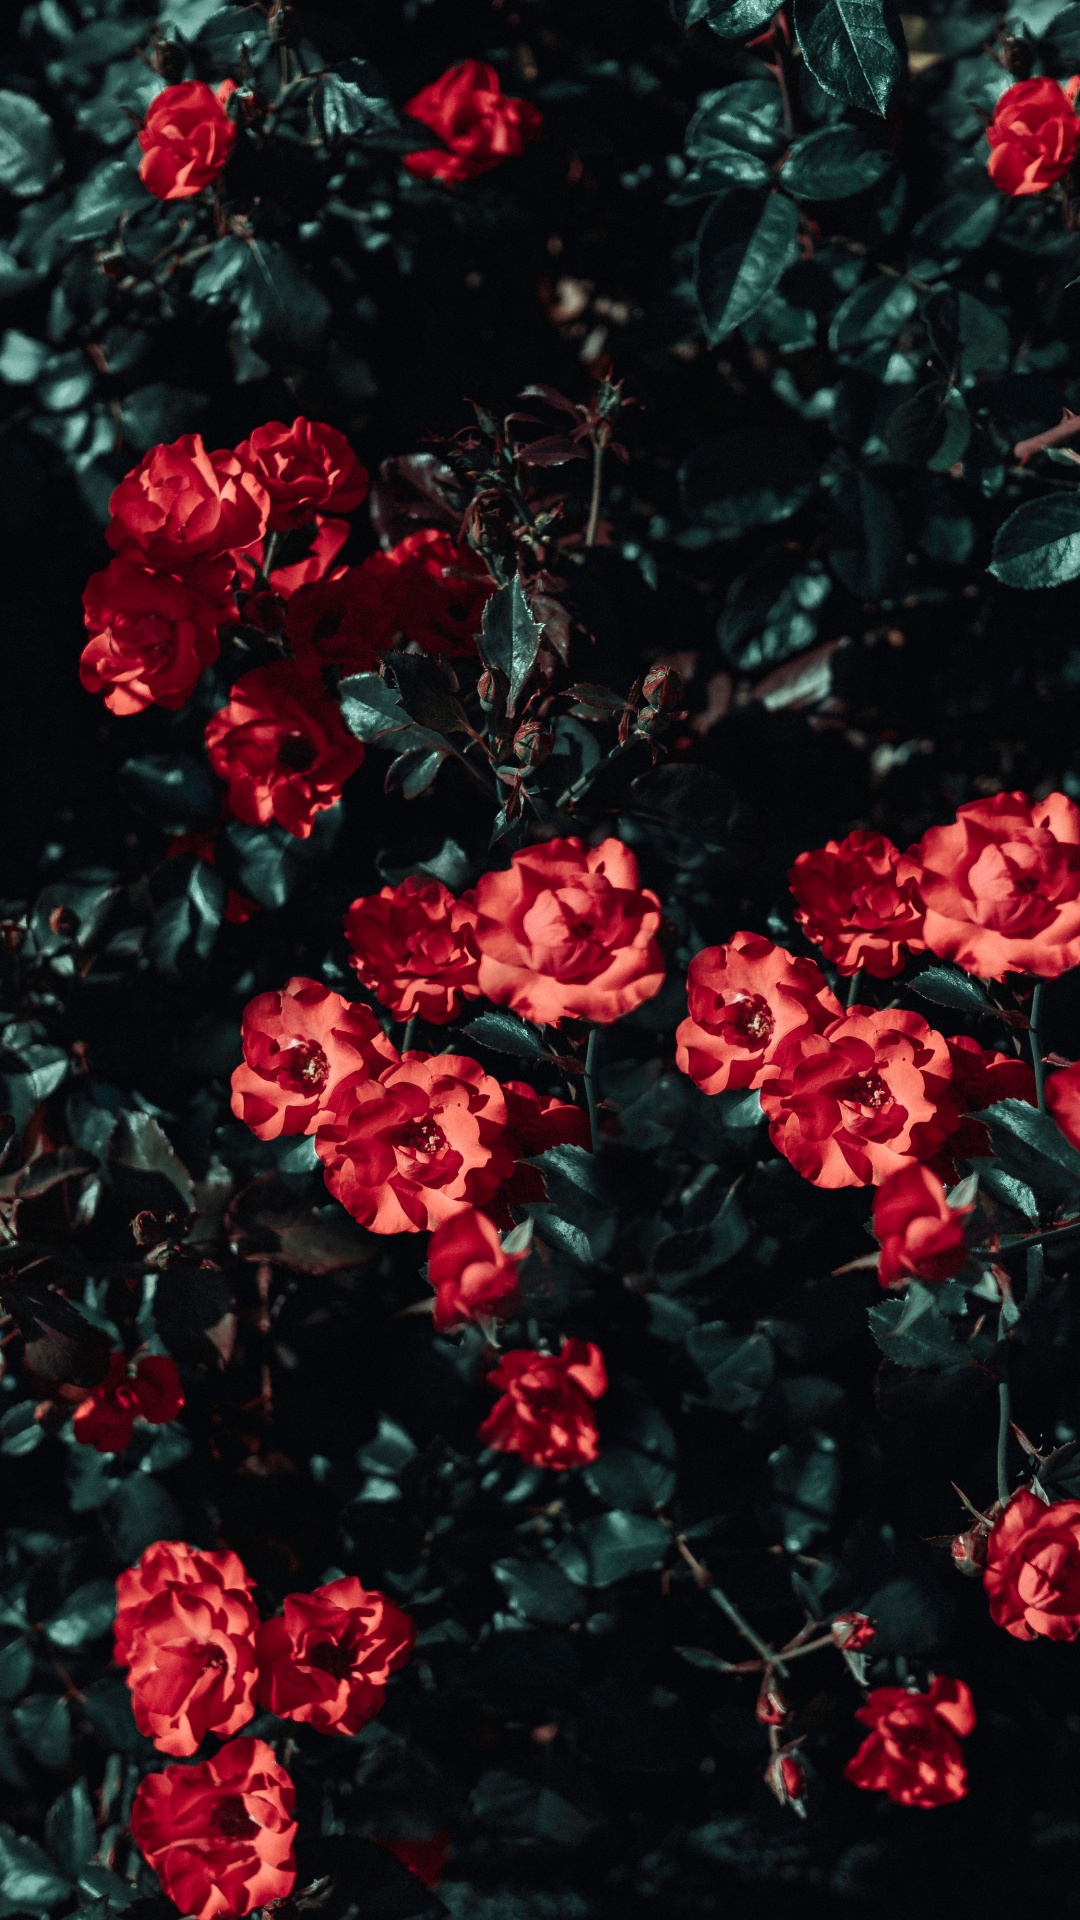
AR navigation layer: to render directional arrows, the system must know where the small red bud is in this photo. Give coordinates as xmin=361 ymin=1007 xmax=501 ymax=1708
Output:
xmin=641 ymin=664 xmax=684 ymax=711
xmin=830 ymin=1611 xmax=876 ymax=1652
xmin=951 ymin=1527 xmax=989 ymax=1576
xmin=513 ymin=720 xmax=553 ymax=768
xmin=765 ymin=1751 xmax=806 ymax=1814
xmin=755 ymin=1685 xmax=791 ymax=1728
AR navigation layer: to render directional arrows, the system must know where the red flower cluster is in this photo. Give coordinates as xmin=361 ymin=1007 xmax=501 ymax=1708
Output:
xmin=116 ymin=1539 xmax=414 ymax=1784
xmin=138 ymin=79 xmax=238 ymax=202
xmin=404 ymin=60 xmax=542 ymax=186
xmin=480 ymin=1339 xmax=607 ymax=1469
xmin=845 ymin=1675 xmax=974 ymax=1808
xmin=983 ymin=1489 xmax=1080 ymax=1640
xmin=986 ymin=75 xmax=1080 ymax=196
xmin=72 ymin=1351 xmax=183 ymax=1452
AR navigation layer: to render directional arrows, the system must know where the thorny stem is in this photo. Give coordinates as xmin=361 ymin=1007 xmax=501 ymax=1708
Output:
xmin=1029 ymin=980 xmax=1047 ymax=1112
xmin=996 ymin=1306 xmax=1011 ymax=1507
xmin=663 ymin=1523 xmax=789 ymax=1676
xmin=585 ymin=435 xmax=604 ymax=549
xmin=584 ymin=1027 xmax=601 ymax=1154
xmin=981 ymin=1218 xmax=1080 ymax=1254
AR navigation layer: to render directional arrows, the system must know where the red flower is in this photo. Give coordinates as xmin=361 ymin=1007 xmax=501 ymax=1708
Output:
xmin=986 ymin=76 xmax=1080 ymax=196
xmin=130 ymin=1737 xmax=296 ymax=1920
xmin=403 ymin=60 xmax=542 ymax=186
xmin=759 ymin=1006 xmax=958 ymax=1189
xmin=675 ymin=932 xmax=841 ymax=1097
xmin=316 ymin=1052 xmax=515 ymax=1234
xmin=913 ymin=791 xmax=1080 ymax=980
xmin=114 ymin=1540 xmax=256 ymax=1668
xmin=428 ymin=1206 xmax=525 ymax=1331
xmin=469 ymin=836 xmax=664 ymax=1027
xmin=80 ymin=558 xmax=221 ymax=716
xmin=831 ymin=1612 xmax=876 ymax=1651
xmin=205 ymin=662 xmax=365 ymax=839
xmin=138 ymin=80 xmax=238 ymax=201
xmin=845 ymin=1676 xmax=973 ymax=1809
xmin=255 ymin=1577 xmax=415 ymax=1735
xmin=789 ymin=831 xmax=926 ymax=979
xmin=125 ymin=1586 xmax=258 ymax=1757
xmin=343 ymin=877 xmax=481 ymax=1024
xmin=107 ymin=434 xmax=269 ymax=572
xmin=479 ymin=1339 xmax=607 ymax=1470
xmin=284 ymin=565 xmax=396 ymax=673
xmin=234 ymin=418 xmax=368 ymax=531
xmin=1046 ymin=1059 xmax=1080 ymax=1150
xmin=983 ymin=1488 xmax=1080 ymax=1640
xmin=872 ymin=1163 xmax=971 ymax=1290
xmin=231 ymin=976 xmax=398 ymax=1141
xmin=72 ymin=1351 xmax=183 ymax=1452
xmin=498 ymin=1078 xmax=591 ymax=1209
xmin=931 ymin=1033 xmax=1037 ymax=1174
xmin=365 ymin=530 xmax=494 ymax=656
xmin=379 ymin=1832 xmax=451 ymax=1889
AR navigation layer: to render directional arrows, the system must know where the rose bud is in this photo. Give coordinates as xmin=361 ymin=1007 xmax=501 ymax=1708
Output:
xmin=951 ymin=1526 xmax=989 ymax=1577
xmin=830 ymin=1612 xmax=876 ymax=1651
xmin=765 ymin=1751 xmax=807 ymax=1815
xmin=513 ymin=720 xmax=553 ymax=768
xmin=641 ymin=664 xmax=684 ymax=711
xmin=755 ymin=1684 xmax=791 ymax=1728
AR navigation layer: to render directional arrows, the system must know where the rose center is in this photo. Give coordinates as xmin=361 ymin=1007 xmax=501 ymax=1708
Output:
xmin=308 ymin=1638 xmax=356 ymax=1680
xmin=398 ymin=1117 xmax=445 ymax=1158
xmin=278 ymin=731 xmax=318 ymax=772
xmin=212 ymin=1797 xmax=258 ymax=1840
xmin=281 ymin=1039 xmax=329 ymax=1094
xmin=844 ymin=1071 xmax=890 ymax=1111
xmin=722 ymin=992 xmax=774 ymax=1048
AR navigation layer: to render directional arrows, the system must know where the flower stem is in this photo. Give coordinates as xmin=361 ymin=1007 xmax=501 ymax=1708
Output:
xmin=584 ymin=1026 xmax=601 ymax=1153
xmin=667 ymin=1528 xmax=789 ymax=1676
xmin=846 ymin=969 xmax=863 ymax=1010
xmin=996 ymin=1307 xmax=1011 ymax=1507
xmin=402 ymin=1017 xmax=417 ymax=1054
xmin=585 ymin=436 xmax=604 ymax=549
xmin=1029 ymin=981 xmax=1047 ymax=1112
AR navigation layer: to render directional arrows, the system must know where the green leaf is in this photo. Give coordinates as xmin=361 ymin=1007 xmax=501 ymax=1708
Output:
xmin=694 ymin=191 xmax=801 ymax=345
xmin=45 ymin=1781 xmax=96 ymax=1879
xmin=681 ymin=424 xmax=816 ymax=538
xmin=990 ymin=494 xmax=1080 ymax=590
xmin=81 ymin=1678 xmax=152 ymax=1756
xmin=492 ymin=1558 xmax=587 ymax=1624
xmin=685 ymin=1323 xmax=774 ymax=1410
xmin=0 ymin=92 xmax=62 ymax=198
xmin=0 ymin=1637 xmax=33 ymax=1701
xmin=106 ymin=1475 xmax=183 ymax=1562
xmin=884 ymin=383 xmax=970 ymax=471
xmin=867 ymin=1289 xmax=972 ymax=1370
xmin=908 ymin=966 xmax=995 ymax=1014
xmin=12 ymin=1693 xmax=71 ymax=1770
xmin=0 ymin=1822 xmax=72 ymax=1908
xmin=44 ymin=1578 xmax=115 ymax=1650
xmin=653 ymin=1188 xmax=750 ymax=1288
xmin=68 ymin=159 xmax=144 ymax=242
xmin=118 ymin=755 xmax=218 ymax=833
xmin=681 ymin=81 xmax=785 ymax=190
xmin=825 ymin=466 xmax=903 ymax=599
xmin=310 ymin=60 xmax=400 ymax=144
xmin=757 ymin=1434 xmax=840 ymax=1550
xmin=479 ymin=578 xmax=543 ymax=716
xmin=973 ymin=1098 xmax=1080 ymax=1208
xmin=909 ymin=189 xmax=999 ymax=259
xmin=463 ymin=1010 xmax=550 ymax=1059
xmin=695 ymin=0 xmax=779 ymax=33
xmin=925 ymin=288 xmax=1011 ymax=387
xmin=0 ymin=1403 xmax=43 ymax=1457
xmin=794 ymin=0 xmax=904 ymax=114
xmin=719 ymin=555 xmax=832 ymax=673
xmin=339 ymin=671 xmax=415 ymax=743
xmin=583 ymin=1444 xmax=677 ymax=1513
xmin=556 ymin=1511 xmax=670 ymax=1587
xmin=221 ymin=811 xmax=340 ymax=910
xmin=828 ymin=276 xmax=918 ymax=373
xmin=781 ymin=126 xmax=891 ymax=199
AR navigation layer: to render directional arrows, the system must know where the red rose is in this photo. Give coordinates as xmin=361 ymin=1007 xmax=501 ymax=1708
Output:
xmin=72 ymin=1351 xmax=183 ymax=1452
xmin=255 ymin=1577 xmax=415 ymax=1734
xmin=986 ymin=76 xmax=1080 ymax=196
xmin=107 ymin=434 xmax=269 ymax=572
xmin=831 ymin=1612 xmax=876 ymax=1652
xmin=872 ymin=1163 xmax=971 ymax=1290
xmin=675 ymin=932 xmax=841 ymax=1097
xmin=138 ymin=80 xmax=239 ymax=202
xmin=498 ymin=1079 xmax=592 ymax=1210
xmin=130 ymin=1737 xmax=296 ymax=1920
xmin=315 ymin=1052 xmax=515 ymax=1234
xmin=125 ymin=1583 xmax=258 ymax=1756
xmin=80 ymin=559 xmax=221 ymax=716
xmin=428 ymin=1206 xmax=525 ymax=1331
xmin=759 ymin=1006 xmax=958 ymax=1189
xmin=205 ymin=662 xmax=365 ymax=839
xmin=403 ymin=60 xmax=542 ymax=186
xmin=115 ymin=1540 xmax=255 ymax=1666
xmin=284 ymin=564 xmax=396 ymax=673
xmin=931 ymin=1033 xmax=1037 ymax=1174
xmin=1046 ymin=1059 xmax=1080 ymax=1149
xmin=479 ymin=1339 xmax=607 ymax=1470
xmin=789 ymin=831 xmax=926 ymax=979
xmin=343 ymin=877 xmax=481 ymax=1024
xmin=365 ymin=530 xmax=494 ymax=656
xmin=845 ymin=1676 xmax=973 ymax=1808
xmin=234 ymin=418 xmax=368 ymax=531
xmin=913 ymin=791 xmax=1080 ymax=980
xmin=983 ymin=1487 xmax=1080 ymax=1640
xmin=231 ymin=976 xmax=398 ymax=1141
xmin=469 ymin=836 xmax=665 ymax=1027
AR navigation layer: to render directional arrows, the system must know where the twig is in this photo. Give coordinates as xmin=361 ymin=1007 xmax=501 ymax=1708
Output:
xmin=584 ymin=436 xmax=604 ymax=548
xmin=996 ymin=1307 xmax=1011 ymax=1507
xmin=665 ymin=1524 xmax=788 ymax=1676
xmin=583 ymin=1027 xmax=601 ymax=1153
xmin=1029 ymin=981 xmax=1047 ymax=1112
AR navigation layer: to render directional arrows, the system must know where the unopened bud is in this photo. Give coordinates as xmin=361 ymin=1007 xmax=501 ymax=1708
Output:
xmin=477 ymin=669 xmax=497 ymax=710
xmin=513 ymin=720 xmax=553 ymax=768
xmin=642 ymin=664 xmax=684 ymax=711
xmin=830 ymin=1611 xmax=875 ymax=1652
xmin=951 ymin=1526 xmax=988 ymax=1577
xmin=755 ymin=1684 xmax=791 ymax=1728
xmin=765 ymin=1751 xmax=806 ymax=1815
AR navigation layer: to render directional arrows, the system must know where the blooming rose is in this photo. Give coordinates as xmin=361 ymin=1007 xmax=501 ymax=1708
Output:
xmin=114 ymin=1540 xmax=255 ymax=1666
xmin=403 ymin=60 xmax=542 ymax=186
xmin=986 ymin=75 xmax=1080 ymax=196
xmin=80 ymin=559 xmax=222 ymax=716
xmin=138 ymin=80 xmax=238 ymax=201
xmin=931 ymin=1033 xmax=1037 ymax=1175
xmin=428 ymin=1207 xmax=525 ymax=1330
xmin=231 ymin=977 xmax=398 ymax=1141
xmin=284 ymin=564 xmax=396 ymax=673
xmin=480 ymin=1339 xmax=607 ymax=1470
xmin=913 ymin=791 xmax=1080 ymax=980
xmin=789 ymin=831 xmax=926 ymax=979
xmin=675 ymin=933 xmax=841 ymax=1097
xmin=125 ymin=1581 xmax=258 ymax=1756
xmin=872 ymin=1163 xmax=971 ymax=1290
xmin=316 ymin=1052 xmax=515 ymax=1234
xmin=759 ymin=1006 xmax=958 ymax=1189
xmin=983 ymin=1488 xmax=1080 ymax=1640
xmin=367 ymin=530 xmax=494 ymax=656
xmin=234 ymin=418 xmax=368 ymax=530
xmin=205 ymin=662 xmax=365 ymax=839
xmin=1046 ymin=1059 xmax=1080 ymax=1150
xmin=72 ymin=1351 xmax=183 ymax=1452
xmin=107 ymin=434 xmax=269 ymax=572
xmin=255 ymin=1577 xmax=415 ymax=1734
xmin=845 ymin=1676 xmax=974 ymax=1808
xmin=469 ymin=836 xmax=664 ymax=1027
xmin=343 ymin=878 xmax=481 ymax=1024
xmin=130 ymin=1738 xmax=296 ymax=1920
